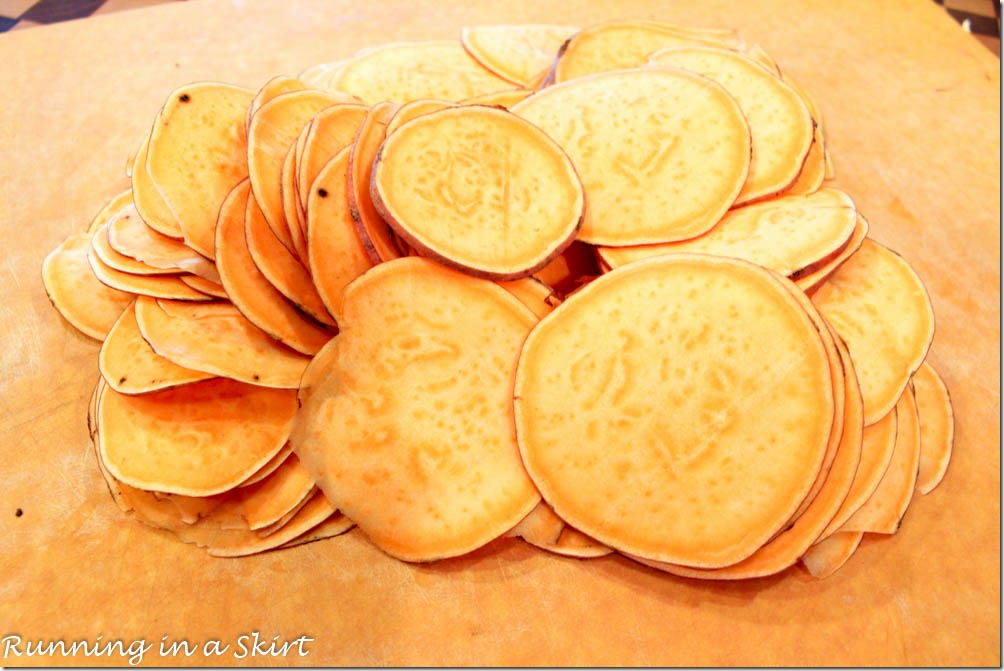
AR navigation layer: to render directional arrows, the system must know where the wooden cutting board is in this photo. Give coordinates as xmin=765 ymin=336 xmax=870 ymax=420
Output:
xmin=0 ymin=0 xmax=998 ymax=665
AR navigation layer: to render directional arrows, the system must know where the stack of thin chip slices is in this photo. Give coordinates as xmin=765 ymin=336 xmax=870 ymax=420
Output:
xmin=42 ymin=20 xmax=954 ymax=578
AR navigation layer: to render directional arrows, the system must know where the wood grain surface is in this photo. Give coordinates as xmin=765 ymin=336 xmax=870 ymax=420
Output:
xmin=0 ymin=0 xmax=999 ymax=666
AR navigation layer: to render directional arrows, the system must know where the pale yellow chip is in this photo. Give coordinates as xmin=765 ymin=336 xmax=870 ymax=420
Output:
xmin=912 ymin=361 xmax=955 ymax=494
xmin=329 ymin=40 xmax=514 ymax=104
xmin=134 ymin=296 xmax=311 ymax=389
xmin=460 ymin=88 xmax=533 ymax=108
xmin=460 ymin=24 xmax=579 ymax=86
xmin=811 ymin=237 xmax=935 ymax=425
xmin=291 ymin=257 xmax=541 ymax=562
xmin=648 ymin=46 xmax=814 ymax=203
xmin=515 ymin=254 xmax=835 ymax=568
xmin=145 ymin=82 xmax=255 ymax=259
xmin=99 ymin=301 xmax=215 ymax=394
xmin=551 ymin=20 xmax=744 ymax=84
xmin=42 ymin=233 xmax=135 ymax=341
xmin=513 ymin=68 xmax=751 ymax=245
xmin=97 ymin=377 xmax=296 ymax=497
xmin=598 ymin=188 xmax=857 ymax=277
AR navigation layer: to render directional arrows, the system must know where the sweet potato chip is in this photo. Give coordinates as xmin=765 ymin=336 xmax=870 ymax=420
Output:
xmin=242 ymin=182 xmax=336 ymax=328
xmin=840 ymin=385 xmax=921 ymax=534
xmin=145 ymin=82 xmax=255 ymax=258
xmin=87 ymin=242 xmax=211 ymax=301
xmin=130 ymin=134 xmax=184 ymax=239
xmin=134 ymin=296 xmax=311 ymax=389
xmin=106 ymin=202 xmax=217 ymax=278
xmin=98 ymin=376 xmax=295 ymax=496
xmin=598 ymin=188 xmax=857 ymax=277
xmin=245 ymin=74 xmax=311 ymax=136
xmin=291 ymin=257 xmax=540 ymax=562
xmin=215 ymin=180 xmax=333 ymax=355
xmin=632 ymin=321 xmax=863 ymax=579
xmin=86 ymin=189 xmax=134 ymax=235
xmin=42 ymin=233 xmax=135 ymax=341
xmin=372 ymin=104 xmax=584 ymax=279
xmin=819 ymin=403 xmax=898 ymax=540
xmin=811 ymin=237 xmax=935 ymax=424
xmin=347 ymin=101 xmax=404 ymax=263
xmin=801 ymin=530 xmax=864 ymax=579
xmin=460 ymin=24 xmax=578 ymax=86
xmin=91 ymin=220 xmax=184 ymax=276
xmin=515 ymin=254 xmax=835 ymax=568
xmin=247 ymin=88 xmax=354 ymax=252
xmin=238 ymin=443 xmax=293 ymax=488
xmin=648 ymin=46 xmax=814 ymax=203
xmin=99 ymin=302 xmax=214 ymax=394
xmin=239 ymin=453 xmax=316 ymax=531
xmin=913 ymin=361 xmax=955 ymax=494
xmin=385 ymin=99 xmax=455 ymax=137
xmin=460 ymin=88 xmax=533 ymax=108
xmin=306 ymin=146 xmax=375 ymax=323
xmin=511 ymin=502 xmax=612 ymax=558
xmin=550 ymin=20 xmax=743 ymax=84
xmin=795 ymin=214 xmax=870 ymax=293
xmin=179 ymin=274 xmax=228 ymax=299
xmin=512 ymin=68 xmax=751 ymax=245
xmin=329 ymin=40 xmax=514 ymax=104
xmin=497 ymin=276 xmax=560 ymax=319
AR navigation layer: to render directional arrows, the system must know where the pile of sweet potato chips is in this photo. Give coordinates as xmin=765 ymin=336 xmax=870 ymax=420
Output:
xmin=42 ymin=19 xmax=954 ymax=578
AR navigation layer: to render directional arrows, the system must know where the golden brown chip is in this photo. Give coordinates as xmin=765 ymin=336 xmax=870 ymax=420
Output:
xmin=291 ymin=257 xmax=541 ymax=562
xmin=913 ymin=361 xmax=955 ymax=494
xmin=513 ymin=68 xmax=751 ymax=245
xmin=97 ymin=377 xmax=296 ymax=497
xmin=515 ymin=254 xmax=835 ymax=568
xmin=99 ymin=301 xmax=215 ymax=394
xmin=42 ymin=233 xmax=136 ymax=341
xmin=372 ymin=104 xmax=584 ymax=279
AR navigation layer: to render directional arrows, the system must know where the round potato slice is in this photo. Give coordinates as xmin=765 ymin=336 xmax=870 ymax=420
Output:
xmin=106 ymin=203 xmax=217 ymax=278
xmin=97 ymin=377 xmax=296 ymax=497
xmin=134 ymin=296 xmax=311 ymax=389
xmin=131 ymin=134 xmax=183 ymax=239
xmin=811 ymin=237 xmax=935 ymax=425
xmin=42 ymin=233 xmax=135 ymax=341
xmin=913 ymin=360 xmax=955 ymax=494
xmin=551 ymin=20 xmax=743 ymax=84
xmin=215 ymin=180 xmax=334 ymax=356
xmin=145 ymin=82 xmax=255 ymax=259
xmin=598 ymin=188 xmax=857 ymax=277
xmin=372 ymin=105 xmax=584 ymax=279
xmin=291 ymin=257 xmax=541 ymax=562
xmin=306 ymin=146 xmax=375 ymax=323
xmin=86 ymin=189 xmax=134 ymax=235
xmin=86 ymin=243 xmax=211 ymax=301
xmin=329 ymin=40 xmax=514 ymax=104
xmin=460 ymin=24 xmax=579 ymax=87
xmin=512 ymin=68 xmax=751 ymax=245
xmin=648 ymin=46 xmax=814 ymax=204
xmin=99 ymin=301 xmax=215 ymax=394
xmin=514 ymin=254 xmax=835 ymax=568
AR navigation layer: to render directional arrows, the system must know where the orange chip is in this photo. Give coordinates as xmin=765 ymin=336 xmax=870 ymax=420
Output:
xmin=42 ymin=233 xmax=135 ymax=341
xmin=460 ymin=24 xmax=578 ymax=87
xmin=97 ymin=377 xmax=296 ymax=497
xmin=348 ymin=101 xmax=405 ymax=263
xmin=100 ymin=301 xmax=215 ymax=394
xmin=801 ymin=530 xmax=864 ymax=579
xmin=913 ymin=361 xmax=955 ymax=494
xmin=291 ymin=257 xmax=541 ymax=562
